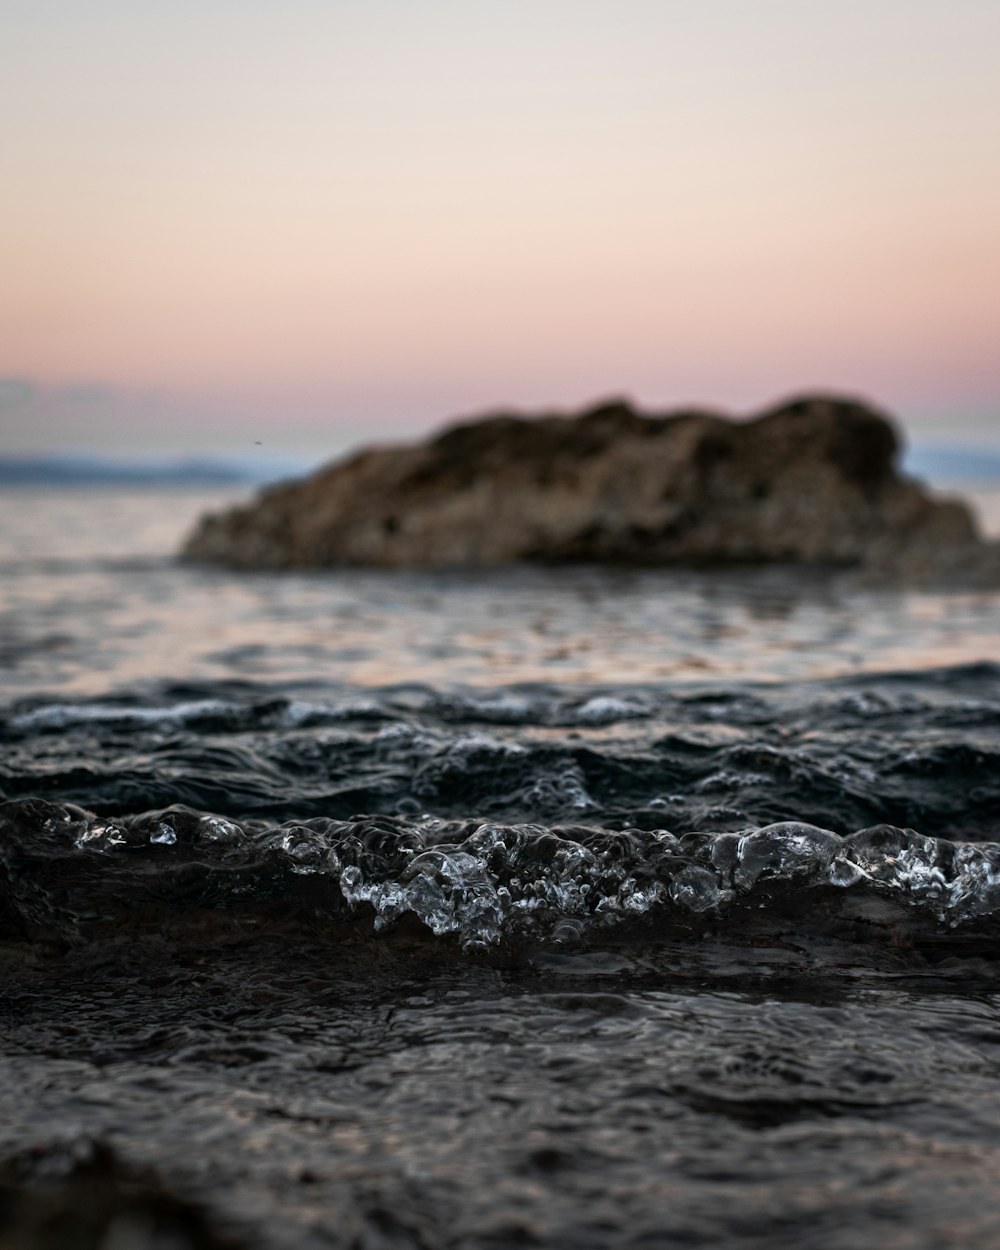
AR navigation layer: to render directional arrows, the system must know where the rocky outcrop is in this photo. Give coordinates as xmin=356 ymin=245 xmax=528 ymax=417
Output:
xmin=182 ymin=394 xmax=998 ymax=582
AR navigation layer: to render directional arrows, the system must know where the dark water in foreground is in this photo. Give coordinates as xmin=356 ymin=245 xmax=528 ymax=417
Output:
xmin=2 ymin=487 xmax=1000 ymax=1248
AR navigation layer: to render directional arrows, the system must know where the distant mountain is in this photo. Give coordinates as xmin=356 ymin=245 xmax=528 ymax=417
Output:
xmin=903 ymin=443 xmax=1000 ymax=486
xmin=5 ymin=442 xmax=997 ymax=490
xmin=0 ymin=454 xmax=301 ymax=487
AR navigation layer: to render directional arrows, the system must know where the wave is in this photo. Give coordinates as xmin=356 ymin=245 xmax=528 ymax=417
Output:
xmin=5 ymin=799 xmax=1000 ymax=954
xmin=3 ymin=670 xmax=998 ymax=843
xmin=3 ymin=666 xmax=998 ymax=962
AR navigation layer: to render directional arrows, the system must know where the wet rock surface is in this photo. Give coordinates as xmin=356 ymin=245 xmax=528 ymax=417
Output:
xmin=0 ymin=1138 xmax=243 ymax=1250
xmin=7 ymin=923 xmax=1000 ymax=1249
xmin=182 ymin=394 xmax=998 ymax=582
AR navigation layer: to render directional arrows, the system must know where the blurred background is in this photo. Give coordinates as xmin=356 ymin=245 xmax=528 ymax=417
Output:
xmin=1 ymin=0 xmax=998 ymax=490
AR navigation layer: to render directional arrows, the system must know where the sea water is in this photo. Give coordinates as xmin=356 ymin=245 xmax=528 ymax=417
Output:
xmin=2 ymin=484 xmax=1000 ymax=1248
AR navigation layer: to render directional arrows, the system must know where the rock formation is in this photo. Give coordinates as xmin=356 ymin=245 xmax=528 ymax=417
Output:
xmin=181 ymin=394 xmax=998 ymax=583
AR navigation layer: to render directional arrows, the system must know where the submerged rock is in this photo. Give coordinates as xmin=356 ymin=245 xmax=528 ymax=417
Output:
xmin=182 ymin=394 xmax=998 ymax=581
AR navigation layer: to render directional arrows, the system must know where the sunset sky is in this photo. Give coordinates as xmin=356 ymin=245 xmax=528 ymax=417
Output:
xmin=3 ymin=0 xmax=999 ymax=464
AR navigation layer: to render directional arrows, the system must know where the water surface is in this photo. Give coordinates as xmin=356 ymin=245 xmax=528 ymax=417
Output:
xmin=2 ymin=485 xmax=1000 ymax=1249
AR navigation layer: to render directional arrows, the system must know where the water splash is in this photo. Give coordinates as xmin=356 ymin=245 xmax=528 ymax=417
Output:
xmin=6 ymin=801 xmax=1000 ymax=951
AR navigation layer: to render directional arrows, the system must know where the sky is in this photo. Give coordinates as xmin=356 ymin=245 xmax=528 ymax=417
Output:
xmin=2 ymin=0 xmax=999 ymax=465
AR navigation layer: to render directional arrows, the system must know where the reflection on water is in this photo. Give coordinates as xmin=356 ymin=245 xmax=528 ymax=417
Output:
xmin=0 ymin=486 xmax=999 ymax=696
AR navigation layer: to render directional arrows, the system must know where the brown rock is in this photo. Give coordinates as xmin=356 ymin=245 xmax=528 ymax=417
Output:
xmin=181 ymin=394 xmax=998 ymax=582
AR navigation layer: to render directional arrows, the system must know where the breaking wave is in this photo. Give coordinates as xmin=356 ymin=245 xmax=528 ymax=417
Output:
xmin=3 ymin=664 xmax=999 ymax=957
xmin=5 ymin=801 xmax=1000 ymax=954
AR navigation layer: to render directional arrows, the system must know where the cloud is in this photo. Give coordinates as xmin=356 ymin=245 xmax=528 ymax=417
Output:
xmin=0 ymin=378 xmax=117 ymax=411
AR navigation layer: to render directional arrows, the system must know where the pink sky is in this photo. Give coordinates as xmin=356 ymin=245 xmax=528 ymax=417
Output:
xmin=2 ymin=0 xmax=999 ymax=460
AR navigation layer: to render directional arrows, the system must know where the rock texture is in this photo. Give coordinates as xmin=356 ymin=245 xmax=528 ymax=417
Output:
xmin=182 ymin=395 xmax=998 ymax=582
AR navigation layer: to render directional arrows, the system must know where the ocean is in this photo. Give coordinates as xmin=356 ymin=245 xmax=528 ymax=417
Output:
xmin=2 ymin=483 xmax=1000 ymax=1248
